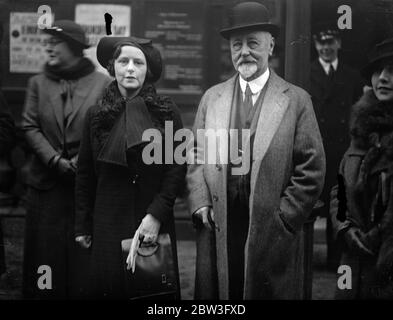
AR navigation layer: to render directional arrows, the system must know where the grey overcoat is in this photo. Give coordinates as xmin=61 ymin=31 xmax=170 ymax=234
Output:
xmin=187 ymin=70 xmax=326 ymax=299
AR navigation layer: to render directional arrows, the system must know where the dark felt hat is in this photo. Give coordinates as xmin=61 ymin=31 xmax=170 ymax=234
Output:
xmin=43 ymin=20 xmax=90 ymax=49
xmin=220 ymin=2 xmax=279 ymax=40
xmin=96 ymin=36 xmax=162 ymax=83
xmin=361 ymin=37 xmax=393 ymax=80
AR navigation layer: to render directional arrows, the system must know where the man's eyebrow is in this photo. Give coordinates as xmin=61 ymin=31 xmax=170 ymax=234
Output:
xmin=246 ymin=35 xmax=259 ymax=40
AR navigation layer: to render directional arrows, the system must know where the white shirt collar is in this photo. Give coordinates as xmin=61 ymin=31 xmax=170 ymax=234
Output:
xmin=239 ymin=68 xmax=270 ymax=95
xmin=319 ymin=57 xmax=338 ymax=75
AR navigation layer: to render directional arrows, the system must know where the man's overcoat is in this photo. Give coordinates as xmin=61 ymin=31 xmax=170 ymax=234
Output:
xmin=187 ymin=71 xmax=326 ymax=299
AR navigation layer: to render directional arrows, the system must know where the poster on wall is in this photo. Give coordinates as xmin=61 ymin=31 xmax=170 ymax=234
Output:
xmin=75 ymin=4 xmax=131 ymax=74
xmin=9 ymin=12 xmax=52 ymax=73
xmin=144 ymin=1 xmax=204 ymax=95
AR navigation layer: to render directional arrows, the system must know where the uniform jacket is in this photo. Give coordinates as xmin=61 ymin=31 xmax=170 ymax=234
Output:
xmin=187 ymin=70 xmax=326 ymax=299
xmin=310 ymin=59 xmax=363 ymax=200
xmin=22 ymin=67 xmax=111 ymax=190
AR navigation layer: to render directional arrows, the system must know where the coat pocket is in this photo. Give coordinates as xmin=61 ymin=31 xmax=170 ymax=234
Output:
xmin=273 ymin=209 xmax=297 ymax=237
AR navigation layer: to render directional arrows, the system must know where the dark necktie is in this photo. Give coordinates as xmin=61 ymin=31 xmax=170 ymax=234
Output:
xmin=244 ymin=84 xmax=253 ymax=117
xmin=327 ymin=64 xmax=335 ymax=79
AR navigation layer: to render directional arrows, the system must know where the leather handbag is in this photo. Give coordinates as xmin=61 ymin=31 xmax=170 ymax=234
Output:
xmin=121 ymin=233 xmax=179 ymax=300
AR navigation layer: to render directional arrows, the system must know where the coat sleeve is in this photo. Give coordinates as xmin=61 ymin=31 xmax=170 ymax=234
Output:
xmin=21 ymin=77 xmax=59 ymax=165
xmin=185 ymin=92 xmax=213 ymax=215
xmin=330 ymin=156 xmax=353 ymax=241
xmin=0 ymin=91 xmax=16 ymax=155
xmin=75 ymin=107 xmax=97 ymax=236
xmin=146 ymin=103 xmax=187 ymax=224
xmin=279 ymin=92 xmax=326 ymax=232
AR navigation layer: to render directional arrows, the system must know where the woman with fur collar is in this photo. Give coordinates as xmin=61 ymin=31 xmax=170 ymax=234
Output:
xmin=331 ymin=37 xmax=393 ymax=299
xmin=74 ymin=37 xmax=186 ymax=298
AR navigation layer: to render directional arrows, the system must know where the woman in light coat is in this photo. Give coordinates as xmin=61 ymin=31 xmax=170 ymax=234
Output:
xmin=22 ymin=20 xmax=111 ymax=299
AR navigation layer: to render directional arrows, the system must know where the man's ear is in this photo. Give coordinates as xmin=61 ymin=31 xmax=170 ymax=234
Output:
xmin=269 ymin=36 xmax=275 ymax=56
xmin=337 ymin=39 xmax=342 ymax=49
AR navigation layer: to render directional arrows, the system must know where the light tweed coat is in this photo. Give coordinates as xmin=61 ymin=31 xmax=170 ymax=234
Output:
xmin=187 ymin=70 xmax=326 ymax=299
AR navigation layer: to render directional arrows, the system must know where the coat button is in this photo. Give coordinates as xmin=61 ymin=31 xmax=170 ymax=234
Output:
xmin=132 ymin=174 xmax=139 ymax=184
xmin=213 ymin=195 xmax=219 ymax=202
xmin=216 ymin=164 xmax=222 ymax=171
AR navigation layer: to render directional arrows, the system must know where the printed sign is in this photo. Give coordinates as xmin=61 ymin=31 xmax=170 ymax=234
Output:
xmin=144 ymin=2 xmax=204 ymax=95
xmin=9 ymin=12 xmax=52 ymax=73
xmin=75 ymin=4 xmax=131 ymax=74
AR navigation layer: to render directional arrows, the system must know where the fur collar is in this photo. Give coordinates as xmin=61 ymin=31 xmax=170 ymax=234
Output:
xmin=349 ymin=89 xmax=393 ymax=184
xmin=350 ymin=89 xmax=393 ymax=152
xmin=91 ymin=81 xmax=174 ymax=149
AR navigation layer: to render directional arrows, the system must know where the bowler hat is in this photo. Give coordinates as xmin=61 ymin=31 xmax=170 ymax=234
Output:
xmin=96 ymin=36 xmax=162 ymax=83
xmin=220 ymin=2 xmax=279 ymax=40
xmin=43 ymin=20 xmax=90 ymax=49
xmin=361 ymin=37 xmax=393 ymax=80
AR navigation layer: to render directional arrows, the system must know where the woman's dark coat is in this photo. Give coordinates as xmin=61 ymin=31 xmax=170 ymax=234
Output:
xmin=75 ymin=82 xmax=186 ymax=298
xmin=331 ymin=90 xmax=393 ymax=299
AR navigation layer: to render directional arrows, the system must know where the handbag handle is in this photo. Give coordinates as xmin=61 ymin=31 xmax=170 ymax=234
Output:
xmin=137 ymin=242 xmax=160 ymax=257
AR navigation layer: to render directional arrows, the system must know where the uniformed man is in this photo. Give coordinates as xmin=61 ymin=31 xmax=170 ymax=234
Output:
xmin=310 ymin=26 xmax=364 ymax=270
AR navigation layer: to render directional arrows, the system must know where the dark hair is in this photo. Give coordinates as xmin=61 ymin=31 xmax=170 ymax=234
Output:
xmin=106 ymin=43 xmax=153 ymax=81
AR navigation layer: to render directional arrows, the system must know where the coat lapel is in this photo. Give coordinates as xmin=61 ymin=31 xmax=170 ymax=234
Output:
xmin=253 ymin=70 xmax=289 ymax=161
xmin=214 ymin=75 xmax=237 ymax=130
xmin=213 ymin=75 xmax=237 ymax=164
xmin=66 ymin=74 xmax=96 ymax=128
xmin=49 ymin=83 xmax=65 ymax=135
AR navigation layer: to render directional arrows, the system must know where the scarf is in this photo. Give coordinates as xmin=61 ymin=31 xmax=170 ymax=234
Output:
xmin=350 ymin=91 xmax=393 ymax=188
xmin=91 ymin=81 xmax=175 ymax=165
xmin=44 ymin=57 xmax=95 ymax=81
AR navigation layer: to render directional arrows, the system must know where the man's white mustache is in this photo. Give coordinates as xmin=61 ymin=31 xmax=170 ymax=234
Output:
xmin=236 ymin=60 xmax=257 ymax=67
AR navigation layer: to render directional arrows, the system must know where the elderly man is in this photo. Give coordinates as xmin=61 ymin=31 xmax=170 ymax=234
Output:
xmin=186 ymin=2 xmax=325 ymax=300
xmin=310 ymin=26 xmax=363 ymax=270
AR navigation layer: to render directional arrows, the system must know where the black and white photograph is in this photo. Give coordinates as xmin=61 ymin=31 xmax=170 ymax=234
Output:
xmin=1 ymin=0 xmax=393 ymax=308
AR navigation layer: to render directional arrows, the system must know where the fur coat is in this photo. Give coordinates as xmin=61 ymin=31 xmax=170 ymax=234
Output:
xmin=332 ymin=89 xmax=393 ymax=299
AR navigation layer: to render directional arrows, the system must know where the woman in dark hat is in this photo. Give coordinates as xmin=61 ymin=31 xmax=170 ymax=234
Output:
xmin=74 ymin=36 xmax=185 ymax=298
xmin=21 ymin=20 xmax=111 ymax=299
xmin=331 ymin=37 xmax=393 ymax=299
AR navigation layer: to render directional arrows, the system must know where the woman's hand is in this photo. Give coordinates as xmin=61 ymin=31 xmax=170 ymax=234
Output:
xmin=75 ymin=235 xmax=92 ymax=249
xmin=57 ymin=158 xmax=76 ymax=175
xmin=138 ymin=213 xmax=161 ymax=244
xmin=126 ymin=214 xmax=161 ymax=272
xmin=344 ymin=227 xmax=374 ymax=256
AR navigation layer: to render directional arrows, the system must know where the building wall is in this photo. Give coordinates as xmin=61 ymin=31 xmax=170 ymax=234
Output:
xmin=0 ymin=0 xmax=285 ymax=129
